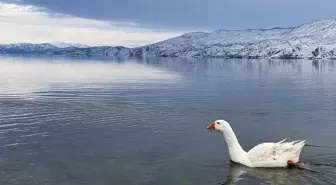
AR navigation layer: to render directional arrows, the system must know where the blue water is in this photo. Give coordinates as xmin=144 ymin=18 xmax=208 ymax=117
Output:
xmin=1 ymin=57 xmax=336 ymax=184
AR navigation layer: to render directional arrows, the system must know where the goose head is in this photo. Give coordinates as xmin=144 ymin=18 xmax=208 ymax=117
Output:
xmin=207 ymin=119 xmax=232 ymax=133
xmin=207 ymin=120 xmax=249 ymax=166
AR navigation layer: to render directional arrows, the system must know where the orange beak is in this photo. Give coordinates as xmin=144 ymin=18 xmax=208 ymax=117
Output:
xmin=207 ymin=122 xmax=216 ymax=130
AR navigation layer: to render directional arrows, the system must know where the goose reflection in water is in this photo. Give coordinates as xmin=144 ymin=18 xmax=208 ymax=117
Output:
xmin=222 ymin=162 xmax=305 ymax=185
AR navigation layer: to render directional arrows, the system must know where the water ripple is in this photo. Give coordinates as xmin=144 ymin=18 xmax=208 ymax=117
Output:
xmin=1 ymin=58 xmax=336 ymax=185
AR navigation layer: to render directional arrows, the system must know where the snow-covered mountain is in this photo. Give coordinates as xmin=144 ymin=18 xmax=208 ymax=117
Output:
xmin=134 ymin=19 xmax=336 ymax=59
xmin=48 ymin=46 xmax=132 ymax=57
xmin=0 ymin=43 xmax=131 ymax=57
xmin=0 ymin=43 xmax=58 ymax=54
xmin=51 ymin=42 xmax=89 ymax=48
xmin=1 ymin=19 xmax=336 ymax=59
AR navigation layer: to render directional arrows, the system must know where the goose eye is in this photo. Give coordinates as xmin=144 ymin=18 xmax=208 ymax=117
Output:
xmin=216 ymin=122 xmax=220 ymax=124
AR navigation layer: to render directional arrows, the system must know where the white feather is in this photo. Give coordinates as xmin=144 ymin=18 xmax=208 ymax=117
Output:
xmin=247 ymin=139 xmax=306 ymax=167
xmin=210 ymin=120 xmax=306 ymax=168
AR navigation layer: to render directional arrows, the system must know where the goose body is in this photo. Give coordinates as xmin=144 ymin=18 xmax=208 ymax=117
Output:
xmin=207 ymin=120 xmax=306 ymax=168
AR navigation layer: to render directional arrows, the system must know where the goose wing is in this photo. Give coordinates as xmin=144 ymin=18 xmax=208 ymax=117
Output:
xmin=247 ymin=139 xmax=306 ymax=164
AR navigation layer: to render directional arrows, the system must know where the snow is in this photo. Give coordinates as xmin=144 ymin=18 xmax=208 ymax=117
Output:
xmin=0 ymin=43 xmax=58 ymax=51
xmin=1 ymin=19 xmax=336 ymax=59
xmin=137 ymin=19 xmax=336 ymax=59
xmin=51 ymin=42 xmax=89 ymax=48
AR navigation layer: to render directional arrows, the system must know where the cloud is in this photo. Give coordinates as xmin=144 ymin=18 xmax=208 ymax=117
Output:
xmin=0 ymin=2 xmax=183 ymax=46
xmin=3 ymin=0 xmax=336 ymax=30
xmin=1 ymin=0 xmax=336 ymax=46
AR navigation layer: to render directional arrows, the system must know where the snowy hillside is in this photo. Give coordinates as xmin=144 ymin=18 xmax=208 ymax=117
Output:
xmin=1 ymin=19 xmax=336 ymax=59
xmin=51 ymin=42 xmax=89 ymax=48
xmin=0 ymin=43 xmax=131 ymax=57
xmin=134 ymin=19 xmax=336 ymax=59
xmin=0 ymin=43 xmax=57 ymax=50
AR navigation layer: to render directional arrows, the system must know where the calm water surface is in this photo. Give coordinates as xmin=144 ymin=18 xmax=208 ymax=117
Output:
xmin=1 ymin=57 xmax=336 ymax=185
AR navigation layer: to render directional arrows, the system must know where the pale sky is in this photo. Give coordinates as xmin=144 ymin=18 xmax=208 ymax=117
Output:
xmin=0 ymin=2 xmax=183 ymax=47
xmin=1 ymin=0 xmax=336 ymax=47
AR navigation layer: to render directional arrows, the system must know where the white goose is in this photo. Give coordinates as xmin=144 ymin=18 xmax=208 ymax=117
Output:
xmin=207 ymin=120 xmax=306 ymax=168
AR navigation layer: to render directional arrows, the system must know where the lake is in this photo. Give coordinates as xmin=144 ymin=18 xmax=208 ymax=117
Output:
xmin=1 ymin=56 xmax=336 ymax=185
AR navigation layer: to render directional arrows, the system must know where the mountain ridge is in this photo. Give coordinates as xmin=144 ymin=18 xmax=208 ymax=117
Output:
xmin=1 ymin=19 xmax=336 ymax=59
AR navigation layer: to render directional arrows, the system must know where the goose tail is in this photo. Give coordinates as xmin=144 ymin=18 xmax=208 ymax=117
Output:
xmin=294 ymin=140 xmax=306 ymax=151
xmin=293 ymin=140 xmax=306 ymax=162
